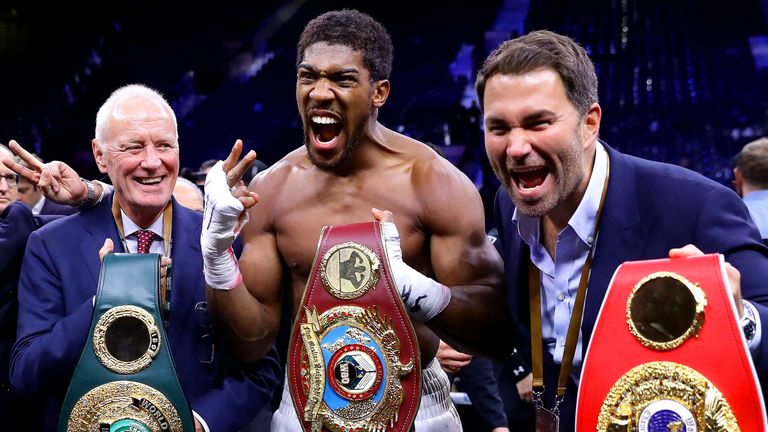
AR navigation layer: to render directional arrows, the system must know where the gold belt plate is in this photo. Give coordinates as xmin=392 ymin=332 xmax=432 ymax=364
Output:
xmin=598 ymin=361 xmax=738 ymax=431
xmin=67 ymin=381 xmax=184 ymax=432
xmin=299 ymin=305 xmax=414 ymax=431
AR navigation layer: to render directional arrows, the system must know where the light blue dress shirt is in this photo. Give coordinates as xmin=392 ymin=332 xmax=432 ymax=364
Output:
xmin=743 ymin=190 xmax=768 ymax=239
xmin=513 ymin=143 xmax=608 ymax=381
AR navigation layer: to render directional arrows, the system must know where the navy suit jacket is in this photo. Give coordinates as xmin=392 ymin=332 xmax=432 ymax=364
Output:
xmin=1 ymin=202 xmax=38 ymax=379
xmin=11 ymin=195 xmax=280 ymax=431
xmin=1 ymin=203 xmax=60 ymax=382
xmin=495 ymin=144 xmax=768 ymax=431
xmin=1 ymin=202 xmax=61 ymax=431
xmin=39 ymin=198 xmax=78 ymax=216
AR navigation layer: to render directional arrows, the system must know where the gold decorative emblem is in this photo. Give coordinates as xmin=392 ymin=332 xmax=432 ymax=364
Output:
xmin=598 ymin=361 xmax=738 ymax=431
xmin=67 ymin=380 xmax=184 ymax=432
xmin=93 ymin=305 xmax=161 ymax=374
xmin=626 ymin=271 xmax=707 ymax=351
xmin=300 ymin=305 xmax=414 ymax=431
xmin=320 ymin=242 xmax=380 ymax=300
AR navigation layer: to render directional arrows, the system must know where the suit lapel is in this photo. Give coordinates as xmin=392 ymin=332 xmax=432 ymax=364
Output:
xmin=582 ymin=146 xmax=651 ymax=348
xmin=79 ymin=195 xmax=124 ymax=285
xmin=168 ymin=200 xmax=203 ymax=330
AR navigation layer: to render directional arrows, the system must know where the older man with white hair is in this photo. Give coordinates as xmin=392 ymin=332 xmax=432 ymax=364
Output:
xmin=6 ymin=84 xmax=280 ymax=431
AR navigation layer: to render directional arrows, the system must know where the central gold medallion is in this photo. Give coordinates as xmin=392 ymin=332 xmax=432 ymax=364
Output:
xmin=320 ymin=242 xmax=380 ymax=300
xmin=93 ymin=305 xmax=161 ymax=375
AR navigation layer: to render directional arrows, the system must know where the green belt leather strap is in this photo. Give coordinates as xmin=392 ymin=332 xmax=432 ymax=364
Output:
xmin=58 ymin=253 xmax=193 ymax=432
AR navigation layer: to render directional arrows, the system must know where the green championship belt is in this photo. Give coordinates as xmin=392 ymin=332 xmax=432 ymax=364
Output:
xmin=58 ymin=253 xmax=194 ymax=432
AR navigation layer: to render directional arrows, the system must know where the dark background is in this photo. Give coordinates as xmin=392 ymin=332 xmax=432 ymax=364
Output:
xmin=2 ymin=0 xmax=768 ymax=187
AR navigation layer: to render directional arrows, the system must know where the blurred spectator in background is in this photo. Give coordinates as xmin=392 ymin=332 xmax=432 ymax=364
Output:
xmin=194 ymin=159 xmax=218 ymax=190
xmin=241 ymin=159 xmax=268 ymax=187
xmin=439 ymin=342 xmax=535 ymax=432
xmin=0 ymin=145 xmax=18 ymax=214
xmin=733 ymin=137 xmax=768 ymax=243
xmin=437 ymin=340 xmax=508 ymax=432
xmin=191 ymin=157 xmax=267 ymax=197
xmin=1 ymin=143 xmax=24 ymax=431
xmin=1 ymin=143 xmax=63 ymax=431
xmin=185 ymin=158 xmax=267 ymax=211
xmin=16 ymin=154 xmax=77 ymax=216
xmin=173 ymin=176 xmax=205 ymax=212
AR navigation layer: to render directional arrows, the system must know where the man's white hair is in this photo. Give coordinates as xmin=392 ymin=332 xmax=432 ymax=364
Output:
xmin=94 ymin=84 xmax=178 ymax=151
xmin=0 ymin=144 xmax=13 ymax=158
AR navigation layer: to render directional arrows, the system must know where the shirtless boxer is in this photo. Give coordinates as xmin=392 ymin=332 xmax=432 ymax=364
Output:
xmin=201 ymin=10 xmax=512 ymax=430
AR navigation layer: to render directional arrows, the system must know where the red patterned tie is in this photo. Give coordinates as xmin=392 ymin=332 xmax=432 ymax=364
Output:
xmin=136 ymin=229 xmax=156 ymax=254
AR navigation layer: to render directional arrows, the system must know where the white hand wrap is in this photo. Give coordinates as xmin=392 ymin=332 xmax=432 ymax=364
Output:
xmin=380 ymin=221 xmax=451 ymax=322
xmin=201 ymin=161 xmax=246 ymax=290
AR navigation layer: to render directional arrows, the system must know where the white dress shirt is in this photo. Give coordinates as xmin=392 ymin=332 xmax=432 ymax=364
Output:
xmin=121 ymin=211 xmax=165 ymax=254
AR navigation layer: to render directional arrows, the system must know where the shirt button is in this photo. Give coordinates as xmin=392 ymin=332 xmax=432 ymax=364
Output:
xmin=558 ymin=293 xmax=565 ymax=301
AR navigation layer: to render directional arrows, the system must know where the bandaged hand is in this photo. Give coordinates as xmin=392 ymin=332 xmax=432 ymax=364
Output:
xmin=380 ymin=221 xmax=451 ymax=322
xmin=201 ymin=161 xmax=245 ymax=290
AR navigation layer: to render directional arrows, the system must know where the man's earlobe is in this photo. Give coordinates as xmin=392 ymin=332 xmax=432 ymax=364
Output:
xmin=583 ymin=103 xmax=602 ymax=142
xmin=372 ymin=80 xmax=391 ymax=108
xmin=92 ymin=140 xmax=108 ymax=174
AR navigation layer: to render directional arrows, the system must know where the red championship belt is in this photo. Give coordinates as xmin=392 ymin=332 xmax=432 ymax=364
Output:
xmin=287 ymin=222 xmax=421 ymax=431
xmin=577 ymin=254 xmax=767 ymax=431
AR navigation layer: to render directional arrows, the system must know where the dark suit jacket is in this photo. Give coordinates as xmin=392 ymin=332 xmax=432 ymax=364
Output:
xmin=39 ymin=198 xmax=78 ymax=216
xmin=495 ymin=143 xmax=768 ymax=431
xmin=0 ymin=202 xmax=61 ymax=431
xmin=10 ymin=195 xmax=280 ymax=431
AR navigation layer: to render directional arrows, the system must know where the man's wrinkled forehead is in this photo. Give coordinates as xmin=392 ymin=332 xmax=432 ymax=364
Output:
xmin=301 ymin=42 xmax=363 ymax=64
xmin=110 ymin=95 xmax=173 ymax=123
xmin=0 ymin=161 xmax=12 ymax=175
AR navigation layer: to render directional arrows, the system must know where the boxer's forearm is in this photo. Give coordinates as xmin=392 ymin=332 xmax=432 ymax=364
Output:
xmin=380 ymin=221 xmax=514 ymax=356
xmin=429 ymin=284 xmax=515 ymax=358
xmin=206 ymin=283 xmax=280 ymax=363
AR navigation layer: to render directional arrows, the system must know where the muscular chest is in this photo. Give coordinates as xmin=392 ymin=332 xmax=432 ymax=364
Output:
xmin=273 ymin=179 xmax=424 ymax=280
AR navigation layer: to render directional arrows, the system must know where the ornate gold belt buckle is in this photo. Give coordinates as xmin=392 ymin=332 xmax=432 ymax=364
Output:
xmin=577 ymin=254 xmax=767 ymax=431
xmin=287 ymin=222 xmax=421 ymax=431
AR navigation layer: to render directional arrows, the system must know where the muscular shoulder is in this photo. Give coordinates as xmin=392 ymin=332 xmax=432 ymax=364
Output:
xmin=410 ymin=144 xmax=481 ymax=209
xmin=386 ymin=134 xmax=473 ymax=189
xmin=248 ymin=149 xmax=300 ymax=193
xmin=244 ymin=148 xmax=311 ymax=226
xmin=399 ymin=139 xmax=485 ymax=235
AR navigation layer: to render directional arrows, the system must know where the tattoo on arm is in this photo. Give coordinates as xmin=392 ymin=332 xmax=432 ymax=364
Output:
xmin=411 ymin=295 xmax=428 ymax=313
xmin=401 ymin=284 xmax=412 ymax=303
